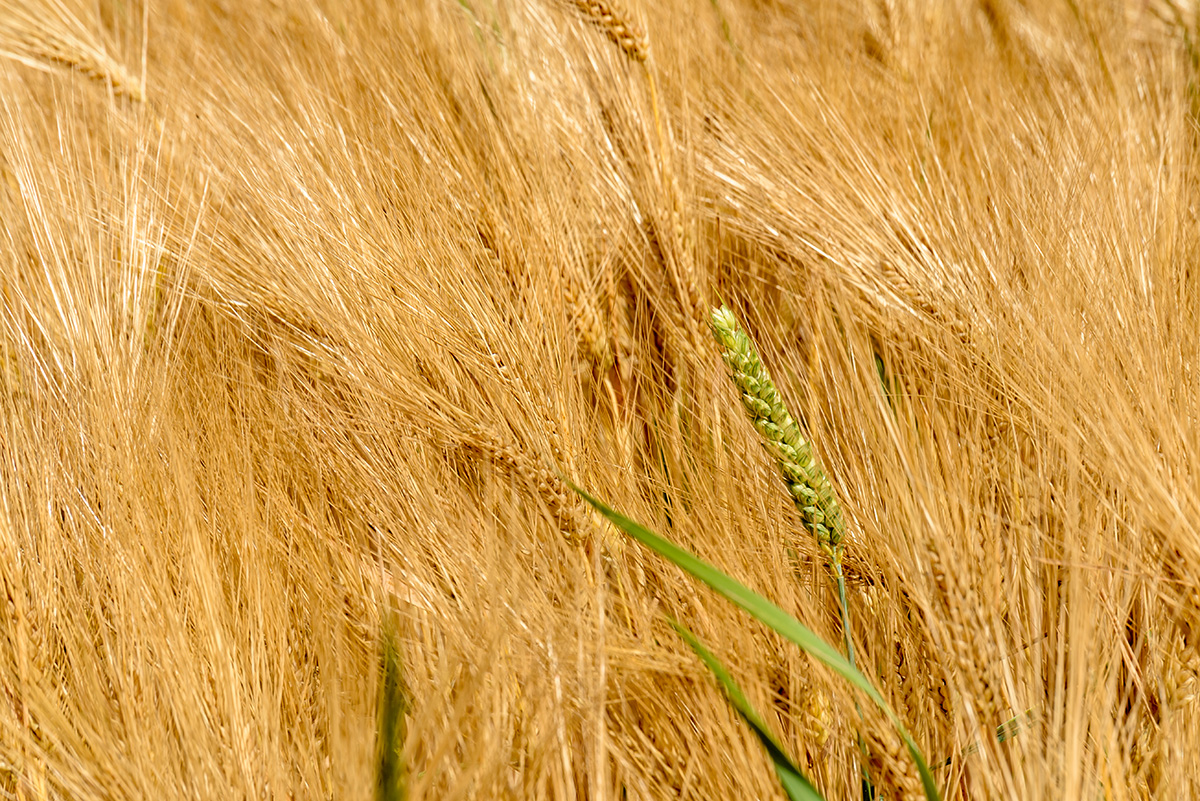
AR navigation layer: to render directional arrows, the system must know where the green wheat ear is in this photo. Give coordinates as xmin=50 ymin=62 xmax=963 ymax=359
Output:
xmin=710 ymin=306 xmax=845 ymax=559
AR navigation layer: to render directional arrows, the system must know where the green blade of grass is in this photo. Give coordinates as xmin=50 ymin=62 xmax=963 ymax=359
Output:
xmin=569 ymin=482 xmax=942 ymax=801
xmin=376 ymin=619 xmax=409 ymax=801
xmin=671 ymin=619 xmax=826 ymax=801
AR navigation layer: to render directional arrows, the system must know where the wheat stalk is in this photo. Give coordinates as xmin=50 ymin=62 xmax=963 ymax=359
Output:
xmin=711 ymin=303 xmax=870 ymax=792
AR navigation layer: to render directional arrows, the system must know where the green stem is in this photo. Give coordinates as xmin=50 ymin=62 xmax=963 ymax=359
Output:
xmin=833 ymin=559 xmax=855 ymax=669
xmin=833 ymin=557 xmax=872 ymax=800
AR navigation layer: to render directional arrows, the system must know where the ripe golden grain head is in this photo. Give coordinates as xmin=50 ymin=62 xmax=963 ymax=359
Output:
xmin=564 ymin=0 xmax=650 ymax=62
xmin=1 ymin=20 xmax=144 ymax=102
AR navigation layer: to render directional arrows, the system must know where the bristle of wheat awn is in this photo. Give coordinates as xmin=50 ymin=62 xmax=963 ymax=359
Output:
xmin=565 ymin=0 xmax=650 ymax=62
xmin=0 ymin=21 xmax=144 ymax=102
xmin=710 ymin=305 xmax=845 ymax=557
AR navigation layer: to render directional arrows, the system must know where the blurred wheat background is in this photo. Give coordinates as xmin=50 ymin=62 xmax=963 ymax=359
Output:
xmin=1 ymin=0 xmax=1199 ymax=797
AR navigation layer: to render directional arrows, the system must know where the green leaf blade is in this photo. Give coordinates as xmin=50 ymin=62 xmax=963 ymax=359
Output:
xmin=671 ymin=620 xmax=825 ymax=801
xmin=570 ymin=483 xmax=942 ymax=801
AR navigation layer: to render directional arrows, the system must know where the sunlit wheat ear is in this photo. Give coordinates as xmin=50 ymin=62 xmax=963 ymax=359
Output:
xmin=0 ymin=20 xmax=144 ymax=102
xmin=565 ymin=271 xmax=613 ymax=371
xmin=460 ymin=423 xmax=586 ymax=546
xmin=710 ymin=306 xmax=845 ymax=559
xmin=564 ymin=0 xmax=649 ymax=62
xmin=879 ymin=260 xmax=970 ymax=342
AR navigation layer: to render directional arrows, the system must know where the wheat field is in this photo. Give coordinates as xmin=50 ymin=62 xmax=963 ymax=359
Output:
xmin=1 ymin=0 xmax=1199 ymax=798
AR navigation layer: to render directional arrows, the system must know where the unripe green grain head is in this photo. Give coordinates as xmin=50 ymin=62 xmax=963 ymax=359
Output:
xmin=710 ymin=306 xmax=845 ymax=557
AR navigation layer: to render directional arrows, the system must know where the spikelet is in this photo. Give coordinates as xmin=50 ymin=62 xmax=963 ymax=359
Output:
xmin=661 ymin=174 xmax=707 ymax=362
xmin=863 ymin=722 xmax=923 ymax=801
xmin=564 ymin=0 xmax=649 ymax=62
xmin=0 ymin=19 xmax=144 ymax=102
xmin=710 ymin=305 xmax=845 ymax=559
xmin=459 ymin=423 xmax=585 ymax=546
xmin=800 ymin=681 xmax=832 ymax=751
xmin=477 ymin=202 xmax=528 ymax=299
xmin=1165 ymin=628 xmax=1199 ymax=707
xmin=925 ymin=541 xmax=1003 ymax=726
xmin=880 ymin=259 xmax=969 ymax=341
xmin=565 ymin=271 xmax=613 ymax=370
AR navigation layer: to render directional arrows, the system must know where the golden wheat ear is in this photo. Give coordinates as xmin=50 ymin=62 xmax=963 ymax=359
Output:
xmin=562 ymin=0 xmax=650 ymax=62
xmin=0 ymin=18 xmax=144 ymax=102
